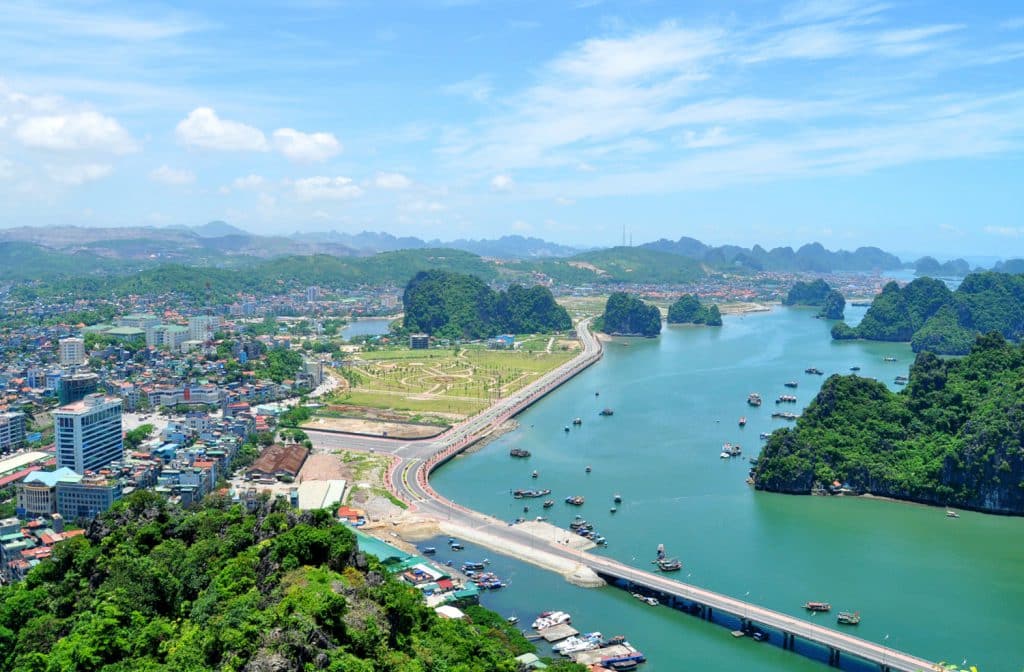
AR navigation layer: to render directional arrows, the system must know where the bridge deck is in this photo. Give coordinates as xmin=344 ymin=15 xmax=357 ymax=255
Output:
xmin=588 ymin=555 xmax=937 ymax=672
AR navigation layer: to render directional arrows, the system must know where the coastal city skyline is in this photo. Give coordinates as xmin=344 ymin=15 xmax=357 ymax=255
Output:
xmin=2 ymin=1 xmax=1023 ymax=255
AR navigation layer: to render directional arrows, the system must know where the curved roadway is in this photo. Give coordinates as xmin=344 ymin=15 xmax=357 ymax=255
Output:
xmin=306 ymin=320 xmax=935 ymax=672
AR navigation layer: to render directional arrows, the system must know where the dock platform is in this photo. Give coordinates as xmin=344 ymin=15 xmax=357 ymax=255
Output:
xmin=539 ymin=623 xmax=578 ymax=642
xmin=571 ymin=644 xmax=638 ymax=665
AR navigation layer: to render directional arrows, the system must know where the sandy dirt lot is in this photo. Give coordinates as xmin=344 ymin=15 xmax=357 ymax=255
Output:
xmin=304 ymin=415 xmax=444 ymax=439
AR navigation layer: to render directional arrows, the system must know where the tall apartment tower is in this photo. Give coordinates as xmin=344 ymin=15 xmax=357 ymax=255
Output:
xmin=188 ymin=315 xmax=220 ymax=343
xmin=55 ymin=394 xmax=124 ymax=474
xmin=59 ymin=337 xmax=87 ymax=366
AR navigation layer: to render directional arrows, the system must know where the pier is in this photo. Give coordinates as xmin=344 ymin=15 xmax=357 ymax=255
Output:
xmin=308 ymin=319 xmax=939 ymax=672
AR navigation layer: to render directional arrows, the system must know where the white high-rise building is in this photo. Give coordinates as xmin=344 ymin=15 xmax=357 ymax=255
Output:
xmin=59 ymin=337 xmax=86 ymax=366
xmin=55 ymin=394 xmax=123 ymax=474
xmin=188 ymin=315 xmax=220 ymax=343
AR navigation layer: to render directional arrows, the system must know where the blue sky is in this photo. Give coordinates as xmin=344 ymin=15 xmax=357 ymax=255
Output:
xmin=0 ymin=0 xmax=1022 ymax=256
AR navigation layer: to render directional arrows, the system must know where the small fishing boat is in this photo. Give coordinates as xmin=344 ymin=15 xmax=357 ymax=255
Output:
xmin=506 ymin=616 xmax=518 ymax=625
xmin=747 ymin=392 xmax=763 ymax=407
xmin=850 ymin=366 xmax=861 ymax=371
xmin=784 ymin=381 xmax=798 ymax=388
xmin=759 ymin=432 xmax=772 ymax=440
xmin=512 ymin=488 xmax=551 ymax=499
xmin=565 ymin=495 xmax=585 ymax=506
xmin=531 ymin=470 xmax=539 ymax=479
xmin=946 ymin=510 xmax=960 ymax=518
xmin=542 ymin=499 xmax=555 ymax=508
xmin=422 ymin=546 xmax=436 ymax=554
xmin=609 ymin=507 xmax=617 ymax=513
xmin=656 ymin=557 xmax=682 ymax=572
xmin=803 ymin=601 xmax=831 ymax=612
xmin=613 ymin=493 xmax=622 ymax=503
xmin=805 ymin=367 xmax=824 ymax=375
xmin=644 ymin=596 xmax=659 ymax=606
xmin=837 ymin=611 xmax=860 ymax=625
xmin=564 ymin=425 xmax=570 ymax=432
xmin=599 ymin=408 xmax=614 ymax=416
xmin=573 ymin=417 xmax=582 ymax=425
xmin=738 ymin=416 xmax=747 ymax=427
xmin=585 ymin=465 xmax=592 ymax=473
xmin=450 ymin=543 xmax=464 ymax=551
xmin=531 ymin=611 xmax=571 ymax=629
xmin=883 ymin=356 xmax=897 ymax=362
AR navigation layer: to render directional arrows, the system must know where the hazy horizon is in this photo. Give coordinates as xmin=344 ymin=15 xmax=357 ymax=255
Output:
xmin=1 ymin=1 xmax=1022 ymax=256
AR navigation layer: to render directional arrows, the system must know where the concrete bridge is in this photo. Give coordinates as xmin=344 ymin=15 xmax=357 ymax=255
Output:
xmin=307 ymin=319 xmax=939 ymax=672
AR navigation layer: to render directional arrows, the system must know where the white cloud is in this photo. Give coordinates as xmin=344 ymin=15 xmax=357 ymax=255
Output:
xmin=984 ymin=225 xmax=1024 ymax=237
xmin=374 ymin=172 xmax=412 ymax=189
xmin=15 ymin=111 xmax=137 ymax=153
xmin=176 ymin=107 xmax=267 ymax=151
xmin=232 ymin=174 xmax=265 ymax=190
xmin=443 ymin=76 xmax=494 ymax=102
xmin=150 ymin=165 xmax=195 ymax=185
xmin=403 ymin=200 xmax=446 ymax=213
xmin=294 ymin=176 xmax=363 ymax=201
xmin=47 ymin=163 xmax=112 ymax=185
xmin=512 ymin=220 xmax=533 ymax=232
xmin=258 ymin=193 xmax=276 ymax=208
xmin=679 ymin=126 xmax=736 ymax=148
xmin=272 ymin=128 xmax=341 ymax=162
xmin=491 ymin=174 xmax=514 ymax=190
xmin=554 ymin=196 xmax=575 ymax=206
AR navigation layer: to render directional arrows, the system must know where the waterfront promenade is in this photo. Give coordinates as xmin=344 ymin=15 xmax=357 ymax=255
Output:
xmin=306 ymin=320 xmax=938 ymax=672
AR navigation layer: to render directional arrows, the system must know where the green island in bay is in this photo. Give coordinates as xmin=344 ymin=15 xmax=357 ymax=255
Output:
xmin=754 ymin=332 xmax=1024 ymax=514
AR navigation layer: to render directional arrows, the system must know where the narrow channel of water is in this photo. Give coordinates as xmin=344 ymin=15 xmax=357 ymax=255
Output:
xmin=429 ymin=306 xmax=1024 ymax=671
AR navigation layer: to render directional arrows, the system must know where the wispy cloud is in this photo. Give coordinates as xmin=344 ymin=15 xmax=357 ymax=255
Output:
xmin=150 ymin=165 xmax=195 ymax=185
xmin=294 ymin=176 xmax=363 ymax=201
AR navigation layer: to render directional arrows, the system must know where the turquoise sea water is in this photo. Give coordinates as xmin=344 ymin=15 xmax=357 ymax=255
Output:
xmin=429 ymin=306 xmax=1024 ymax=671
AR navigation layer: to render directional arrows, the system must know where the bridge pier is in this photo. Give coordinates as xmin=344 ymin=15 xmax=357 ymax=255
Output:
xmin=879 ymin=666 xmax=891 ymax=672
xmin=828 ymin=647 xmax=841 ymax=667
xmin=782 ymin=632 xmax=796 ymax=650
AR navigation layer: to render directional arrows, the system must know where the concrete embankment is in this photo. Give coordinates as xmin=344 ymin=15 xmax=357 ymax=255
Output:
xmin=435 ymin=518 xmax=605 ymax=588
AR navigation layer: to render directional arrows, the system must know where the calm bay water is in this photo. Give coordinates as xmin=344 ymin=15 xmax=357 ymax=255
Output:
xmin=429 ymin=306 xmax=1024 ymax=671
xmin=342 ymin=317 xmax=394 ymax=339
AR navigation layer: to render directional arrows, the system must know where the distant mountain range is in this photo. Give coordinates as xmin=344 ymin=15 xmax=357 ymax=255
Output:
xmin=2 ymin=222 xmax=1019 ymax=287
xmin=641 ymin=237 xmax=904 ymax=272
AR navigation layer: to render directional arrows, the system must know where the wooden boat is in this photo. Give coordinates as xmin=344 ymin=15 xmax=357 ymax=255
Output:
xmin=565 ymin=495 xmax=585 ymax=506
xmin=784 ymin=381 xmax=798 ymax=388
xmin=747 ymin=392 xmax=762 ymax=407
xmin=738 ymin=416 xmax=746 ymax=427
xmin=509 ymin=448 xmax=531 ymax=458
xmin=837 ymin=611 xmax=860 ymax=625
xmin=512 ymin=488 xmax=551 ymax=499
xmin=599 ymin=408 xmax=614 ymax=416
xmin=803 ymin=601 xmax=831 ymax=612
xmin=572 ymin=417 xmax=582 ymax=425
xmin=613 ymin=493 xmax=622 ymax=503
xmin=543 ymin=499 xmax=554 ymax=508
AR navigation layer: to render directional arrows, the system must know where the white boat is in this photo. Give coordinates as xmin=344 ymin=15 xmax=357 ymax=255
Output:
xmin=553 ymin=632 xmax=602 ymax=654
xmin=644 ymin=597 xmax=659 ymax=606
xmin=532 ymin=611 xmax=571 ymax=630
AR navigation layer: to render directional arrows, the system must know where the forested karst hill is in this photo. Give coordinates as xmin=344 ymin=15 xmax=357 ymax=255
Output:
xmin=831 ymin=272 xmax=1024 ymax=354
xmin=783 ymin=279 xmax=845 ymax=319
xmin=0 ymin=493 xmax=579 ymax=671
xmin=753 ymin=333 xmax=1024 ymax=514
xmin=666 ymin=294 xmax=722 ymax=326
xmin=597 ymin=292 xmax=662 ymax=337
xmin=402 ymin=270 xmax=571 ymax=339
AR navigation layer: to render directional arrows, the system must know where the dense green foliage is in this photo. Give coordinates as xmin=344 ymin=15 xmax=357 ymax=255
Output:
xmin=821 ymin=290 xmax=845 ymax=320
xmin=256 ymin=348 xmax=306 ymax=384
xmin=782 ymin=279 xmax=832 ymax=306
xmin=782 ymin=280 xmax=844 ymax=319
xmin=506 ymin=246 xmax=705 ymax=285
xmin=832 ymin=273 xmax=1024 ymax=354
xmin=666 ymin=294 xmax=722 ymax=326
xmin=753 ymin=333 xmax=1024 ymax=513
xmin=598 ymin=292 xmax=662 ymax=337
xmin=0 ymin=492 xmax=573 ymax=671
xmin=10 ymin=249 xmax=497 ymax=302
xmin=123 ymin=424 xmax=154 ymax=452
xmin=402 ymin=270 xmax=570 ymax=339
xmin=642 ymin=238 xmax=903 ymax=272
xmin=915 ymin=256 xmax=971 ymax=277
